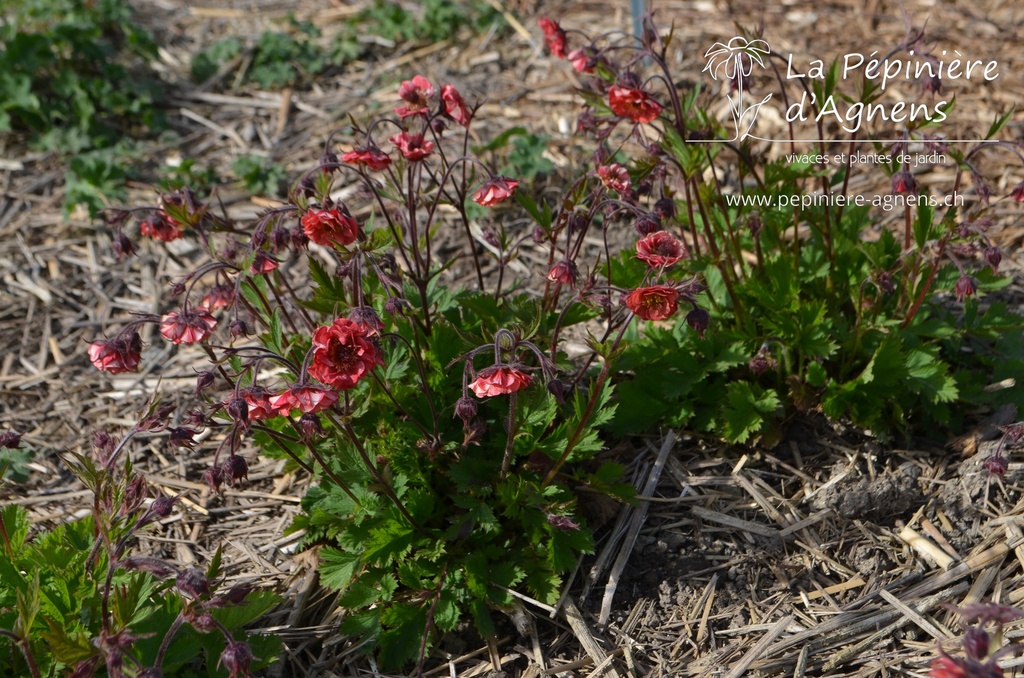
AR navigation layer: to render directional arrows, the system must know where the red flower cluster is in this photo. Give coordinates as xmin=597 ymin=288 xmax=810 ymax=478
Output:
xmin=625 ymin=286 xmax=679 ymax=321
xmin=160 ymin=309 xmax=217 ymax=344
xmin=201 ymin=284 xmax=235 ymax=312
xmin=636 ymin=231 xmax=687 ymax=267
xmin=470 ymin=366 xmax=533 ymax=398
xmin=88 ymin=331 xmax=143 ymax=373
xmin=391 ymin=132 xmax=434 ymax=161
xmin=301 ymin=207 xmax=360 ymax=247
xmin=395 ymin=74 xmax=435 ymax=118
xmin=473 ymin=176 xmax=520 ymax=206
xmin=308 ymin=317 xmax=384 ymax=391
xmin=342 ymin=146 xmax=391 ymax=172
xmin=597 ymin=163 xmax=631 ymax=193
xmin=608 ymin=85 xmax=662 ymax=124
xmin=537 ymin=18 xmax=567 ymax=59
xmin=240 ymin=386 xmax=276 ymax=422
xmin=442 ymin=84 xmax=472 ymax=127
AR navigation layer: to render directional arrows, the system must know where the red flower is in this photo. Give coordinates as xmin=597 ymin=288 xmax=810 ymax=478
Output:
xmin=537 ymin=18 xmax=567 ymax=59
xmin=891 ymin=170 xmax=918 ymax=195
xmin=240 ymin=386 xmax=276 ymax=421
xmin=442 ymin=84 xmax=472 ymax=127
xmin=608 ymin=85 xmax=662 ymax=124
xmin=308 ymin=317 xmax=385 ymax=391
xmin=270 ymin=384 xmax=338 ymax=415
xmin=929 ymin=655 xmax=970 ymax=678
xmin=568 ymin=49 xmax=592 ymax=73
xmin=341 ymin=147 xmax=392 ymax=172
xmin=88 ymin=331 xmax=143 ymax=373
xmin=625 ymin=286 xmax=679 ymax=321
xmin=636 ymin=231 xmax=687 ymax=267
xmin=301 ymin=207 xmax=360 ymax=247
xmin=470 ymin=365 xmax=534 ymax=398
xmin=139 ymin=211 xmax=183 ymax=242
xmin=473 ymin=176 xmax=520 ymax=206
xmin=597 ymin=164 xmax=631 ymax=193
xmin=160 ymin=309 xmax=217 ymax=344
xmin=395 ymin=75 xmax=435 ymax=118
xmin=547 ymin=259 xmax=578 ymax=287
xmin=1010 ymin=181 xmax=1024 ymax=203
xmin=390 ymin=132 xmax=434 ymax=161
xmin=201 ymin=284 xmax=235 ymax=312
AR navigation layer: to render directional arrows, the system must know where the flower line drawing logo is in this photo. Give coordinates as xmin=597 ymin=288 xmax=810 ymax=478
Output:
xmin=703 ymin=37 xmax=773 ymax=141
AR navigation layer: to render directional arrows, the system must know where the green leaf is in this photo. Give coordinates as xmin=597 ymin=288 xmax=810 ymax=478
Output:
xmin=719 ymin=382 xmax=781 ymax=443
xmin=319 ymin=548 xmax=362 ymax=591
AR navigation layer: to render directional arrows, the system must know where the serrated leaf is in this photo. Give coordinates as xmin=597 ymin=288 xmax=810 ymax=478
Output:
xmin=319 ymin=548 xmax=362 ymax=591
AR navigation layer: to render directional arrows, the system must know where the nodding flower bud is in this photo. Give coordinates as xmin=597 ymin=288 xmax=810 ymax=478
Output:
xmin=167 ymin=427 xmax=197 ymax=448
xmin=195 ymin=370 xmax=216 ymax=395
xmin=963 ymin=625 xmax=991 ymax=660
xmin=299 ymin=413 xmax=324 ymax=443
xmin=112 ymin=233 xmax=136 ymax=260
xmin=653 ymin=198 xmax=676 ymax=221
xmin=122 ymin=474 xmax=149 ymax=515
xmin=270 ymin=225 xmax=291 ymax=252
xmin=984 ymin=246 xmax=1002 ymax=273
xmin=685 ymin=307 xmax=711 ymax=338
xmin=748 ymin=350 xmax=777 ymax=377
xmin=223 ymin=454 xmax=249 ymax=486
xmin=0 ymin=431 xmax=22 ymax=449
xmin=547 ymin=259 xmax=579 ymax=287
xmin=291 ymin=225 xmax=310 ymax=250
xmin=891 ymin=170 xmax=918 ymax=195
xmin=954 ymin=275 xmax=978 ymax=303
xmin=546 ymin=379 xmax=567 ymax=404
xmin=175 ymin=567 xmax=211 ymax=599
xmin=203 ymin=465 xmax=224 ymax=493
xmin=984 ymin=454 xmax=1008 ymax=479
xmin=94 ymin=431 xmax=117 ymax=457
xmin=348 ymin=306 xmax=384 ymax=336
xmin=219 ymin=640 xmax=254 ymax=678
xmin=226 ymin=396 xmax=249 ymax=427
xmin=633 ymin=213 xmax=662 ymax=236
xmin=454 ymin=397 xmax=478 ymax=424
xmin=383 ymin=297 xmax=407 ymax=318
xmin=229 ymin=319 xmax=249 ymax=340
xmin=747 ymin=215 xmax=763 ymax=238
xmin=150 ymin=495 xmax=179 ymax=520
xmin=547 ymin=514 xmax=581 ymax=532
xmin=531 ymin=227 xmax=546 ymax=244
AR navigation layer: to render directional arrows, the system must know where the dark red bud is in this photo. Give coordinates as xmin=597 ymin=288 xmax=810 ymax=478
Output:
xmin=226 ymin=397 xmax=249 ymax=426
xmin=203 ymin=465 xmax=224 ymax=493
xmin=299 ymin=413 xmax=323 ymax=443
xmin=454 ymin=397 xmax=477 ymax=424
xmin=195 ymin=370 xmax=216 ymax=395
xmin=176 ymin=567 xmax=211 ymax=598
xmin=218 ymin=641 xmax=253 ymax=678
xmin=0 ymin=430 xmax=22 ymax=449
xmin=223 ymin=454 xmax=248 ymax=486
xmin=686 ymin=307 xmax=711 ymax=338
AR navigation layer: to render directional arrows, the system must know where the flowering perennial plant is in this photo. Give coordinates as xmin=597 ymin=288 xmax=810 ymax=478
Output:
xmin=85 ymin=68 xmax=715 ymax=671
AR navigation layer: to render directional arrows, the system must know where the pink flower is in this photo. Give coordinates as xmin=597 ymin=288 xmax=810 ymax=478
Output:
xmin=547 ymin=259 xmax=578 ymax=287
xmin=636 ymin=231 xmax=687 ymax=267
xmin=240 ymin=386 xmax=276 ymax=421
xmin=442 ymin=84 xmax=472 ymax=127
xmin=270 ymin=384 xmax=338 ymax=415
xmin=395 ymin=75 xmax=435 ymax=118
xmin=308 ymin=318 xmax=385 ymax=391
xmin=470 ymin=366 xmax=534 ymax=398
xmin=301 ymin=207 xmax=360 ymax=247
xmin=954 ymin=275 xmax=977 ymax=303
xmin=88 ymin=331 xmax=143 ymax=373
xmin=472 ymin=176 xmax=520 ymax=206
xmin=390 ymin=132 xmax=434 ymax=161
xmin=568 ymin=49 xmax=592 ymax=73
xmin=597 ymin=164 xmax=631 ymax=193
xmin=608 ymin=85 xmax=662 ymax=124
xmin=160 ymin=309 xmax=217 ymax=344
xmin=200 ymin=284 xmax=235 ymax=312
xmin=341 ymin=147 xmax=392 ymax=172
xmin=537 ymin=18 xmax=567 ymax=59
xmin=625 ymin=286 xmax=679 ymax=321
